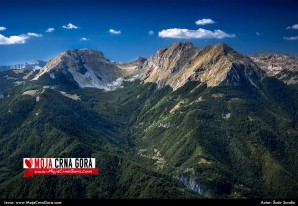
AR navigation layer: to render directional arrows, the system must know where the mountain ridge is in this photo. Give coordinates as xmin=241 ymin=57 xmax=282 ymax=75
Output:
xmin=0 ymin=60 xmax=47 ymax=71
xmin=142 ymin=42 xmax=266 ymax=90
xmin=4 ymin=43 xmax=295 ymax=92
xmin=251 ymin=53 xmax=298 ymax=88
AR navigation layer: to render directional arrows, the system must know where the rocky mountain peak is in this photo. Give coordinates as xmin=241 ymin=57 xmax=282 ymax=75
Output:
xmin=144 ymin=42 xmax=199 ymax=78
xmin=158 ymin=42 xmax=197 ymax=56
xmin=206 ymin=43 xmax=241 ymax=61
xmin=169 ymin=42 xmax=195 ymax=50
xmin=58 ymin=49 xmax=109 ymax=65
xmin=63 ymin=49 xmax=106 ymax=60
xmin=135 ymin=56 xmax=147 ymax=64
xmin=143 ymin=43 xmax=266 ymax=90
xmin=213 ymin=43 xmax=233 ymax=52
xmin=32 ymin=49 xmax=123 ymax=91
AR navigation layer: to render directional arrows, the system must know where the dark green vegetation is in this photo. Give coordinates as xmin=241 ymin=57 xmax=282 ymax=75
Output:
xmin=0 ymin=69 xmax=297 ymax=199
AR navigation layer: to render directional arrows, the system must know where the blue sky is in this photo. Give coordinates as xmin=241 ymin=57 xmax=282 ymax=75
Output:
xmin=0 ymin=0 xmax=297 ymax=65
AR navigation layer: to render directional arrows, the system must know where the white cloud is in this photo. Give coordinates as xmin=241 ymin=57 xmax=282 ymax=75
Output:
xmin=283 ymin=36 xmax=298 ymax=40
xmin=62 ymin=23 xmax=79 ymax=29
xmin=109 ymin=29 xmax=121 ymax=35
xmin=148 ymin=30 xmax=154 ymax=35
xmin=46 ymin=28 xmax=55 ymax=33
xmin=27 ymin=32 xmax=42 ymax=37
xmin=158 ymin=28 xmax=235 ymax=39
xmin=0 ymin=31 xmax=42 ymax=45
xmin=195 ymin=18 xmax=216 ymax=25
xmin=0 ymin=26 xmax=6 ymax=31
xmin=80 ymin=37 xmax=88 ymax=41
xmin=286 ymin=24 xmax=298 ymax=30
xmin=256 ymin=32 xmax=260 ymax=36
xmin=0 ymin=34 xmax=29 ymax=45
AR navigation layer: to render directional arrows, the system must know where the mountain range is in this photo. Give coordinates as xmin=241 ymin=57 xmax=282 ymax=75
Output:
xmin=0 ymin=42 xmax=297 ymax=199
xmin=251 ymin=54 xmax=298 ymax=89
xmin=0 ymin=60 xmax=47 ymax=72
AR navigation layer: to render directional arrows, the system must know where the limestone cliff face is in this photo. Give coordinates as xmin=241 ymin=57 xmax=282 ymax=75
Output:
xmin=143 ymin=42 xmax=266 ymax=90
xmin=33 ymin=49 xmax=123 ymax=91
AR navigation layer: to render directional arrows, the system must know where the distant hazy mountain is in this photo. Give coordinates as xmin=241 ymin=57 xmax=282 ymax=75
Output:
xmin=115 ymin=56 xmax=146 ymax=79
xmin=251 ymin=54 xmax=298 ymax=88
xmin=0 ymin=60 xmax=47 ymax=71
xmin=0 ymin=43 xmax=297 ymax=199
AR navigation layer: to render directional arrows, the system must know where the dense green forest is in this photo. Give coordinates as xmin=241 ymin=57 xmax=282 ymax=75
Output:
xmin=0 ymin=70 xmax=297 ymax=198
